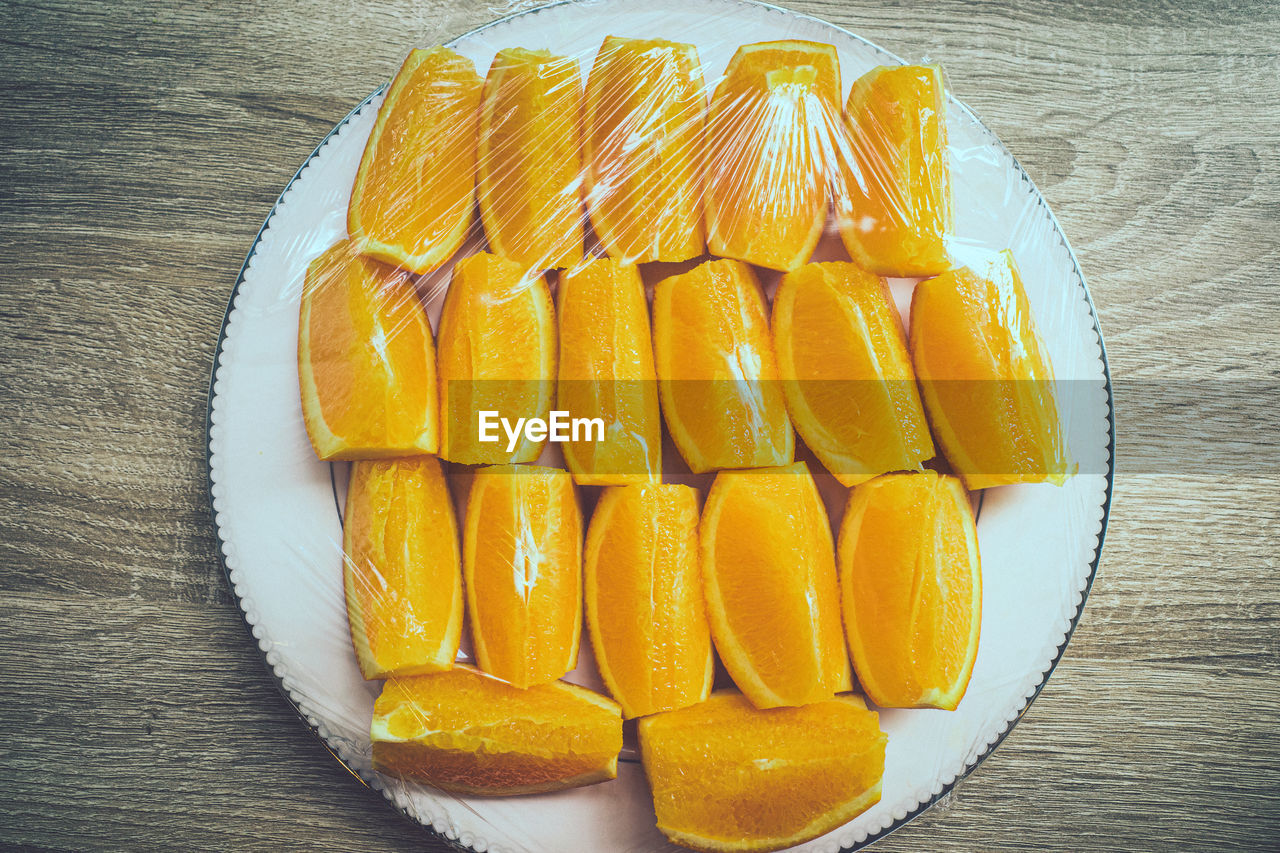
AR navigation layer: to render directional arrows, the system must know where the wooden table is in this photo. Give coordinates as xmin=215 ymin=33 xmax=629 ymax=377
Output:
xmin=2 ymin=0 xmax=1276 ymax=849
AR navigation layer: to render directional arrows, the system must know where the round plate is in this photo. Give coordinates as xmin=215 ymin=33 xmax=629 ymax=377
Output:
xmin=207 ymin=1 xmax=1114 ymax=850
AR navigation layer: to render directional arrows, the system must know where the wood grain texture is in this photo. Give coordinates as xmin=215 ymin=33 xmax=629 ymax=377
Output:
xmin=1 ymin=0 xmax=1277 ymax=850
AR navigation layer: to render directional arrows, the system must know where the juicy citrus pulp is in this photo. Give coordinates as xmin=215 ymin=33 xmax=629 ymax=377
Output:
xmin=585 ymin=484 xmax=712 ymax=718
xmin=464 ymin=464 xmax=582 ymax=688
xmin=372 ymin=665 xmax=622 ymax=795
xmin=436 ymin=252 xmax=557 ymax=464
xmin=297 ymin=240 xmax=437 ymax=460
xmin=639 ymin=691 xmax=887 ymax=852
xmin=705 ymin=40 xmax=843 ymax=272
xmin=652 ymin=259 xmax=794 ymax=473
xmin=557 ymin=259 xmax=662 ymax=485
xmin=700 ymin=462 xmax=851 ymax=708
xmin=478 ymin=48 xmax=584 ymax=269
xmin=584 ymin=36 xmax=706 ymax=263
xmin=836 ymin=63 xmax=951 ymax=277
xmin=839 ymin=471 xmax=981 ymax=709
xmin=343 ymin=456 xmax=462 ymax=680
xmin=348 ymin=47 xmax=482 ymax=274
xmin=910 ymin=249 xmax=1070 ymax=489
xmin=772 ymin=261 xmax=934 ymax=485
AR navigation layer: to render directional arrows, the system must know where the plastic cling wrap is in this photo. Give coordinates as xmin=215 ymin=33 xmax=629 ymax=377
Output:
xmin=207 ymin=1 xmax=1113 ymax=852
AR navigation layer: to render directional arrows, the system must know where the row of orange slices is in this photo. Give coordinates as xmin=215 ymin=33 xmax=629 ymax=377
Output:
xmin=346 ymin=458 xmax=977 ymax=710
xmin=300 ymin=245 xmax=1070 ymax=490
xmin=347 ymin=40 xmax=947 ymax=278
xmin=293 ymin=34 xmax=1072 ymax=853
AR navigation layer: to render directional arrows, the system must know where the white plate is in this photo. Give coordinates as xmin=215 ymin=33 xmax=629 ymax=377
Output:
xmin=207 ymin=1 xmax=1114 ymax=850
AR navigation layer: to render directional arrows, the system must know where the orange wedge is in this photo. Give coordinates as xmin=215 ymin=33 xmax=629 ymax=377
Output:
xmin=700 ymin=463 xmax=850 ymax=708
xmin=639 ymin=691 xmax=887 ymax=852
xmin=585 ymin=484 xmax=711 ymax=719
xmin=557 ymin=259 xmax=661 ymax=486
xmin=653 ymin=259 xmax=793 ymax=472
xmin=371 ymin=665 xmax=622 ymax=795
xmin=343 ymin=456 xmax=461 ymax=679
xmin=772 ymin=261 xmax=934 ymax=485
xmin=705 ymin=40 xmax=842 ymax=272
xmin=464 ymin=464 xmax=582 ymax=688
xmin=297 ymin=240 xmax=437 ymax=461
xmin=584 ymin=36 xmax=705 ymax=263
xmin=348 ymin=47 xmax=482 ymax=274
xmin=437 ymin=252 xmax=556 ymax=465
xmin=836 ymin=64 xmax=951 ymax=277
xmin=839 ymin=471 xmax=981 ymax=710
xmin=910 ymin=250 xmax=1070 ymax=489
xmin=477 ymin=48 xmax=584 ymax=270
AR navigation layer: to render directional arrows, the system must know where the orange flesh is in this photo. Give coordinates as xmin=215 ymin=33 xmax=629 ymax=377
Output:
xmin=652 ymin=259 xmax=793 ymax=472
xmin=463 ymin=464 xmax=582 ymax=688
xmin=298 ymin=240 xmax=437 ymax=460
xmin=478 ymin=48 xmax=584 ymax=269
xmin=773 ymin=261 xmax=934 ymax=485
xmin=910 ymin=249 xmax=1070 ymax=489
xmin=372 ymin=665 xmax=621 ymax=795
xmin=436 ymin=252 xmax=556 ymax=465
xmin=839 ymin=471 xmax=981 ymax=710
xmin=705 ymin=41 xmax=843 ymax=272
xmin=837 ymin=64 xmax=951 ymax=277
xmin=557 ymin=259 xmax=662 ymax=485
xmin=584 ymin=36 xmax=706 ymax=263
xmin=699 ymin=463 xmax=851 ymax=708
xmin=639 ymin=691 xmax=886 ymax=852
xmin=585 ymin=484 xmax=712 ymax=719
xmin=343 ymin=456 xmax=461 ymax=679
xmin=348 ymin=47 xmax=482 ymax=274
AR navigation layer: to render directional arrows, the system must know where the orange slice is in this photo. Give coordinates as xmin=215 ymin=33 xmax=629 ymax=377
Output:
xmin=584 ymin=484 xmax=711 ymax=719
xmin=584 ymin=36 xmax=705 ymax=263
xmin=705 ymin=40 xmax=842 ymax=272
xmin=477 ymin=48 xmax=584 ymax=270
xmin=348 ymin=47 xmax=482 ymax=274
xmin=371 ymin=665 xmax=622 ymax=795
xmin=839 ymin=471 xmax=981 ymax=710
xmin=437 ymin=252 xmax=556 ymax=465
xmin=464 ymin=464 xmax=582 ymax=688
xmin=836 ymin=64 xmax=951 ymax=277
xmin=699 ymin=462 xmax=850 ymax=708
xmin=910 ymin=249 xmax=1070 ymax=489
xmin=557 ymin=259 xmax=661 ymax=486
xmin=297 ymin=240 xmax=437 ymax=460
xmin=343 ymin=456 xmax=461 ymax=679
xmin=639 ymin=691 xmax=887 ymax=852
xmin=772 ymin=261 xmax=934 ymax=485
xmin=653 ymin=259 xmax=793 ymax=473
